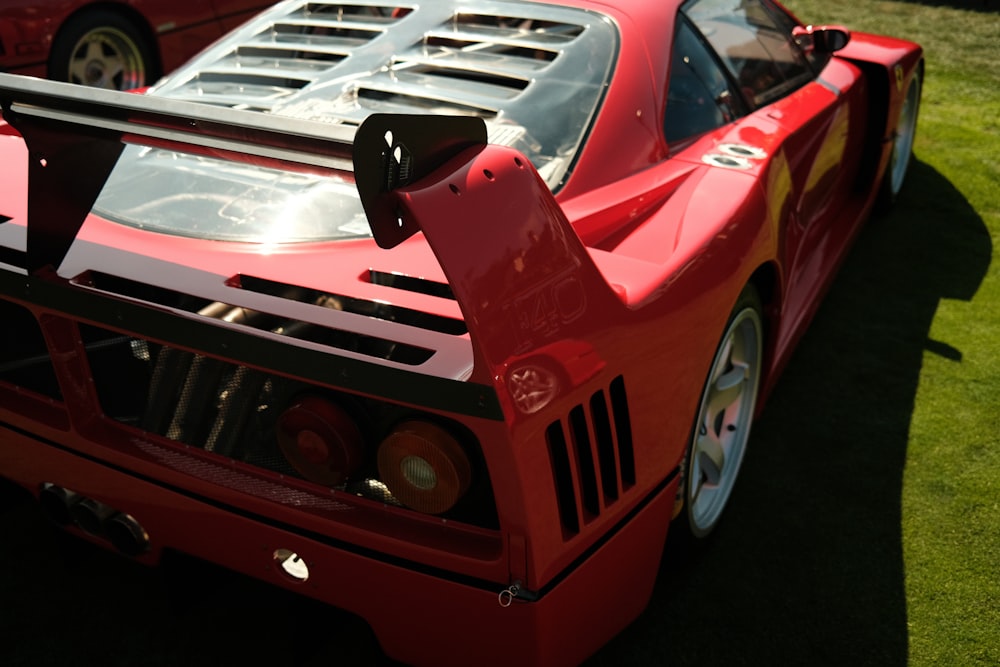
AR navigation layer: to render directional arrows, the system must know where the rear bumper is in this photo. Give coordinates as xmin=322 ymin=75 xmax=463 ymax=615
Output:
xmin=1 ymin=424 xmax=677 ymax=667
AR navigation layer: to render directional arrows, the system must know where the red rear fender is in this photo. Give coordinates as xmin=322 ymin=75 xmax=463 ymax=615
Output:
xmin=396 ymin=143 xmax=627 ymax=387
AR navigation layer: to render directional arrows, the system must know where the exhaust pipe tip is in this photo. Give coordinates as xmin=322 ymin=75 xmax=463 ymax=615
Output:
xmin=105 ymin=512 xmax=151 ymax=556
xmin=37 ymin=484 xmax=151 ymax=556
xmin=38 ymin=483 xmax=81 ymax=525
xmin=70 ymin=497 xmax=117 ymax=537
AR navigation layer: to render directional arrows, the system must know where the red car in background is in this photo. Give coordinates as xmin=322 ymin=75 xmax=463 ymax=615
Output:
xmin=0 ymin=0 xmax=272 ymax=89
xmin=0 ymin=0 xmax=922 ymax=664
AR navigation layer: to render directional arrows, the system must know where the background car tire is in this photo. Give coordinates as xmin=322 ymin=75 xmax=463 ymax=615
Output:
xmin=875 ymin=64 xmax=923 ymax=213
xmin=48 ymin=10 xmax=156 ymax=90
xmin=677 ymin=284 xmax=763 ymax=539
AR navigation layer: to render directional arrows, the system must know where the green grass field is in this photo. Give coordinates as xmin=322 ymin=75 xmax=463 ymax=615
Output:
xmin=591 ymin=1 xmax=1000 ymax=665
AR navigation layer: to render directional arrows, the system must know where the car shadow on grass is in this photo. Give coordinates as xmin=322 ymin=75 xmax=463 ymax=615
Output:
xmin=587 ymin=158 xmax=991 ymax=665
xmin=0 ymin=160 xmax=990 ymax=667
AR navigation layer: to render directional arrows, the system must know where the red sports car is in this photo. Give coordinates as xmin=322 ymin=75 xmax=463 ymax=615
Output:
xmin=0 ymin=0 xmax=921 ymax=664
xmin=0 ymin=0 xmax=273 ymax=89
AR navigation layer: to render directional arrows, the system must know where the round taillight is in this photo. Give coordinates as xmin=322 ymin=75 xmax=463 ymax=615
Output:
xmin=277 ymin=396 xmax=363 ymax=486
xmin=377 ymin=421 xmax=472 ymax=514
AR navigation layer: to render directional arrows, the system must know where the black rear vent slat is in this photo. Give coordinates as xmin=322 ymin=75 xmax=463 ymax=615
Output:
xmin=610 ymin=375 xmax=636 ymax=486
xmin=448 ymin=13 xmax=584 ymax=41
xmin=545 ymin=421 xmax=580 ymax=536
xmin=300 ymin=3 xmax=408 ymax=23
xmin=545 ymin=375 xmax=636 ymax=539
xmin=269 ymin=21 xmax=382 ymax=45
xmin=568 ymin=405 xmax=600 ymax=518
xmin=240 ymin=36 xmax=352 ymax=57
xmin=368 ymin=270 xmax=455 ymax=300
xmin=423 ymin=36 xmax=557 ymax=64
xmin=235 ymin=274 xmax=466 ymax=335
xmin=76 ymin=272 xmax=438 ymax=365
xmin=589 ymin=390 xmax=619 ymax=503
xmin=355 ymin=86 xmax=499 ymax=117
xmin=401 ymin=65 xmax=529 ymax=94
xmin=193 ymin=72 xmax=311 ymax=89
xmin=236 ymin=43 xmax=350 ymax=59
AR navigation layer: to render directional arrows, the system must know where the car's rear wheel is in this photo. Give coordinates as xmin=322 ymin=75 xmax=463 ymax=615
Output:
xmin=678 ymin=285 xmax=763 ymax=538
xmin=48 ymin=10 xmax=155 ymax=90
xmin=876 ymin=64 xmax=922 ymax=211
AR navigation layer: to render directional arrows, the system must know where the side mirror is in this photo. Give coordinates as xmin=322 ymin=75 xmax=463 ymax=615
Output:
xmin=793 ymin=25 xmax=851 ymax=54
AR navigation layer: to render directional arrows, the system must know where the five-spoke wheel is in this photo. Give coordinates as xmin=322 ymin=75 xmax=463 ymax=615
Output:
xmin=877 ymin=65 xmax=922 ymax=211
xmin=49 ymin=10 xmax=155 ymax=90
xmin=681 ymin=285 xmax=763 ymax=538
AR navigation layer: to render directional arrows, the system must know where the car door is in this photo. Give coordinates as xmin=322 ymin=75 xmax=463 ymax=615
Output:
xmin=676 ymin=0 xmax=867 ymax=327
xmin=685 ymin=0 xmax=863 ymax=224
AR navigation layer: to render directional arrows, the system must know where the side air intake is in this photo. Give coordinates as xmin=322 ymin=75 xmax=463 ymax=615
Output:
xmin=545 ymin=376 xmax=635 ymax=538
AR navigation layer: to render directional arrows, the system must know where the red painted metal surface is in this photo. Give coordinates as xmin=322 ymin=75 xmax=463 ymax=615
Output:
xmin=0 ymin=0 xmax=270 ymax=81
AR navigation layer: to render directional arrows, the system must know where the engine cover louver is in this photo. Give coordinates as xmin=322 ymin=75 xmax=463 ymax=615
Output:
xmin=153 ymin=1 xmax=603 ymax=123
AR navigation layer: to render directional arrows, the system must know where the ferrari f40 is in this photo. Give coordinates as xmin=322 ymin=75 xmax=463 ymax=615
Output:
xmin=0 ymin=1 xmax=921 ymax=664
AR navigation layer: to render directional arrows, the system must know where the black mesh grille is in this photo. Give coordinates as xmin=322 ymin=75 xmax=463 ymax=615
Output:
xmin=83 ymin=326 xmax=300 ymax=468
xmin=80 ymin=323 xmax=497 ymax=528
xmin=546 ymin=375 xmax=635 ymax=538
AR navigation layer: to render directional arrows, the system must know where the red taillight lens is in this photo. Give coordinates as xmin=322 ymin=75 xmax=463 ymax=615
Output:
xmin=277 ymin=396 xmax=363 ymax=486
xmin=377 ymin=420 xmax=472 ymax=514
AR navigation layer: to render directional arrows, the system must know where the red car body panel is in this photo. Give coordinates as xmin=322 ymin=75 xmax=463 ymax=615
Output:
xmin=0 ymin=0 xmax=270 ymax=78
xmin=0 ymin=425 xmax=677 ymax=667
xmin=0 ymin=0 xmax=922 ymax=664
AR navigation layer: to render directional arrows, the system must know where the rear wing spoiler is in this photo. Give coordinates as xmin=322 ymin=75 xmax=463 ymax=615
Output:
xmin=0 ymin=73 xmax=482 ymax=272
xmin=0 ymin=73 xmax=624 ymax=391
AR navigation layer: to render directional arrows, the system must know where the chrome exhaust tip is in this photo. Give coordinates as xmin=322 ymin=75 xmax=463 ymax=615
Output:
xmin=38 ymin=483 xmax=81 ymax=525
xmin=70 ymin=497 xmax=117 ymax=537
xmin=105 ymin=512 xmax=151 ymax=556
xmin=38 ymin=484 xmax=151 ymax=556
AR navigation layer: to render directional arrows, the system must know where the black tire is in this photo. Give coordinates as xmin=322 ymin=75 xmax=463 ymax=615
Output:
xmin=48 ymin=10 xmax=156 ymax=90
xmin=675 ymin=284 xmax=764 ymax=539
xmin=875 ymin=64 xmax=922 ymax=213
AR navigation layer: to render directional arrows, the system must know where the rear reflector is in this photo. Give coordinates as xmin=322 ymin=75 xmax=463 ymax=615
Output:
xmin=277 ymin=396 xmax=363 ymax=486
xmin=377 ymin=421 xmax=471 ymax=514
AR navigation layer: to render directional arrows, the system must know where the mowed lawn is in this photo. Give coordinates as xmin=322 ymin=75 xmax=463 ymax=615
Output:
xmin=591 ymin=1 xmax=999 ymax=665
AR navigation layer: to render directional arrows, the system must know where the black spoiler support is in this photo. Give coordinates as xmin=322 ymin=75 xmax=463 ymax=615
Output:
xmin=0 ymin=73 xmax=484 ymax=272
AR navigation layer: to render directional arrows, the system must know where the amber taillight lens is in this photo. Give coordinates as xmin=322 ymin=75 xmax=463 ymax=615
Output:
xmin=277 ymin=396 xmax=363 ymax=486
xmin=377 ymin=420 xmax=472 ymax=514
